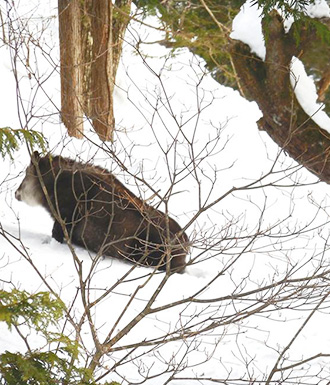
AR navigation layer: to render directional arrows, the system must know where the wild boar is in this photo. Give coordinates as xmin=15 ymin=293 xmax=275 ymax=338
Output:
xmin=15 ymin=151 xmax=189 ymax=273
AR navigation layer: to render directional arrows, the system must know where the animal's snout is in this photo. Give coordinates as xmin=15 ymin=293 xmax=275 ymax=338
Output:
xmin=15 ymin=189 xmax=22 ymax=201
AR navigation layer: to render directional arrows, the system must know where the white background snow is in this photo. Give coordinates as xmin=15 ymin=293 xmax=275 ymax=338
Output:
xmin=1 ymin=0 xmax=330 ymax=384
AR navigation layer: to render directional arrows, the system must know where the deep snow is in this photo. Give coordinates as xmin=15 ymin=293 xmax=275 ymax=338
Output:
xmin=1 ymin=1 xmax=330 ymax=384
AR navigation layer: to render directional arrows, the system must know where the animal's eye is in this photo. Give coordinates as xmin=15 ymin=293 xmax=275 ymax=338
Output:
xmin=26 ymin=165 xmax=35 ymax=175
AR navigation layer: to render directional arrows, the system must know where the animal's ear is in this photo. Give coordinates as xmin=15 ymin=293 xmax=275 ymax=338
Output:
xmin=32 ymin=151 xmax=40 ymax=161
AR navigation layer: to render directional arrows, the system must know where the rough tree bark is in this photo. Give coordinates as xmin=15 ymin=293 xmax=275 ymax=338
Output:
xmin=230 ymin=11 xmax=330 ymax=183
xmin=58 ymin=0 xmax=132 ymax=141
xmin=89 ymin=0 xmax=131 ymax=141
xmin=58 ymin=0 xmax=84 ymax=138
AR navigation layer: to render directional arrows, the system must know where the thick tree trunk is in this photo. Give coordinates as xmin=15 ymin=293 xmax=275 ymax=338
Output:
xmin=230 ymin=12 xmax=330 ymax=183
xmin=58 ymin=0 xmax=84 ymax=138
xmin=58 ymin=0 xmax=132 ymax=141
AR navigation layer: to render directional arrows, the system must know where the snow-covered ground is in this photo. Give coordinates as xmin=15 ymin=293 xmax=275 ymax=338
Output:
xmin=1 ymin=1 xmax=330 ymax=384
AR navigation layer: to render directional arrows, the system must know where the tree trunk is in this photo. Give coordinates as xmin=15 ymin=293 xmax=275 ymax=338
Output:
xmin=58 ymin=0 xmax=84 ymax=138
xmin=88 ymin=0 xmax=131 ymax=141
xmin=58 ymin=0 xmax=132 ymax=141
xmin=89 ymin=0 xmax=115 ymax=141
xmin=230 ymin=11 xmax=330 ymax=183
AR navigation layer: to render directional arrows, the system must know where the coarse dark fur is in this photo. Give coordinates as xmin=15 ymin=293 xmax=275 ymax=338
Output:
xmin=15 ymin=151 xmax=189 ymax=273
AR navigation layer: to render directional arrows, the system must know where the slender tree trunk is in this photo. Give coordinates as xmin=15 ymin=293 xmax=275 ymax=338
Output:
xmin=89 ymin=0 xmax=115 ymax=141
xmin=58 ymin=0 xmax=84 ymax=138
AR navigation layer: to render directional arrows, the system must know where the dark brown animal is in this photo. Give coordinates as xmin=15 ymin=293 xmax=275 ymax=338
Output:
xmin=15 ymin=151 xmax=189 ymax=273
